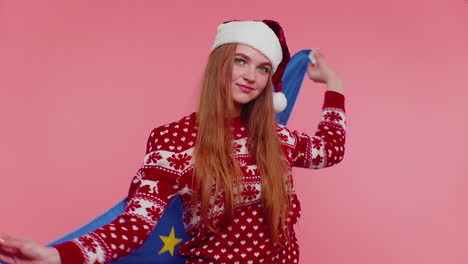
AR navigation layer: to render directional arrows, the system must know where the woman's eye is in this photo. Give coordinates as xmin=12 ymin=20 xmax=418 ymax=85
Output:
xmin=259 ymin=66 xmax=270 ymax=73
xmin=234 ymin=58 xmax=246 ymax=65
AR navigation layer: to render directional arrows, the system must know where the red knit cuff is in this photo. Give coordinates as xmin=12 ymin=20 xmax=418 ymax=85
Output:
xmin=53 ymin=241 xmax=85 ymax=264
xmin=323 ymin=91 xmax=345 ymax=111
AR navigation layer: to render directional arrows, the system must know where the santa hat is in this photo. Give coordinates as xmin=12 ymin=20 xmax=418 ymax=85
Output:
xmin=211 ymin=19 xmax=291 ymax=112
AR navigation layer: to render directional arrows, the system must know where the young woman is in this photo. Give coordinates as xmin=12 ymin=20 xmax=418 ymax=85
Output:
xmin=0 ymin=19 xmax=345 ymax=264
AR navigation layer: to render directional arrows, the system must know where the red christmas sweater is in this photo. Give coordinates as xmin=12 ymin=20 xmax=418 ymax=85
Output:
xmin=54 ymin=91 xmax=346 ymax=264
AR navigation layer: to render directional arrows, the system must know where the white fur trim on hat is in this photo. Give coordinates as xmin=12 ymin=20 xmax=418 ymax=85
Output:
xmin=212 ymin=21 xmax=283 ymax=73
xmin=273 ymin=92 xmax=287 ymax=112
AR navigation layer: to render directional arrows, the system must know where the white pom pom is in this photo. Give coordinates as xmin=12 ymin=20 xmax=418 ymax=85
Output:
xmin=273 ymin=92 xmax=287 ymax=112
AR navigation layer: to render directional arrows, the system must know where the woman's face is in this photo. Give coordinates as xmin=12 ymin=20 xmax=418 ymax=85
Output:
xmin=231 ymin=44 xmax=272 ymax=107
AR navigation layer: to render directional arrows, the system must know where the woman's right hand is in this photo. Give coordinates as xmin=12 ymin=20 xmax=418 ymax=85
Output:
xmin=307 ymin=50 xmax=344 ymax=94
xmin=0 ymin=235 xmax=61 ymax=264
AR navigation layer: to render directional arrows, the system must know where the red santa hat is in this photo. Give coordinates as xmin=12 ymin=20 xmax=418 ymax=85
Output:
xmin=211 ymin=19 xmax=291 ymax=112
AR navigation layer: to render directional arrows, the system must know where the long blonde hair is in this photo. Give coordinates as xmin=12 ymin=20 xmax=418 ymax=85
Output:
xmin=192 ymin=43 xmax=292 ymax=244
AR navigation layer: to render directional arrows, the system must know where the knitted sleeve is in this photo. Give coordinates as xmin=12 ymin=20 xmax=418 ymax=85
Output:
xmin=281 ymin=91 xmax=346 ymax=169
xmin=52 ymin=124 xmax=187 ymax=264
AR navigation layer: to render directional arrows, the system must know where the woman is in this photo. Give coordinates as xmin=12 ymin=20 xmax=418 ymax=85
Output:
xmin=0 ymin=19 xmax=345 ymax=264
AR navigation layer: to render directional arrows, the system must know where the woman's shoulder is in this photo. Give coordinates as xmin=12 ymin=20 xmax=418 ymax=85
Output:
xmin=146 ymin=112 xmax=198 ymax=154
xmin=150 ymin=112 xmax=197 ymax=133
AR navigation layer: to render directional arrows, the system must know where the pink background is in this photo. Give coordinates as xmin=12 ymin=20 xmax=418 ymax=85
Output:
xmin=1 ymin=0 xmax=468 ymax=263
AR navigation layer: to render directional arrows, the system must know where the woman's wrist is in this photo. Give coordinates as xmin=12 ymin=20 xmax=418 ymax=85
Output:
xmin=326 ymin=75 xmax=343 ymax=94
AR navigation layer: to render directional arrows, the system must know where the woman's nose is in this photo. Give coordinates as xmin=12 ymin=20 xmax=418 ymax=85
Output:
xmin=243 ymin=66 xmax=256 ymax=83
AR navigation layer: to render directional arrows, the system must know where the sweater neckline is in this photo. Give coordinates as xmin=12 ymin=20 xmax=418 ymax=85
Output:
xmin=231 ymin=115 xmax=245 ymax=128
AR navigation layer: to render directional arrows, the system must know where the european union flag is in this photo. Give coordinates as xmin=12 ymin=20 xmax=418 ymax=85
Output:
xmin=48 ymin=196 xmax=190 ymax=264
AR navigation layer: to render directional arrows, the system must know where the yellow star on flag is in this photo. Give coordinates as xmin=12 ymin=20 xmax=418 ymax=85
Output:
xmin=158 ymin=226 xmax=183 ymax=256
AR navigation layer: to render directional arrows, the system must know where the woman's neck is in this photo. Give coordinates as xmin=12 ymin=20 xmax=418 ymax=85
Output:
xmin=229 ymin=102 xmax=242 ymax=118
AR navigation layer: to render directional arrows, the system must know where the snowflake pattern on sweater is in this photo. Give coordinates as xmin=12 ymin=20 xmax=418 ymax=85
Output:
xmin=54 ymin=91 xmax=346 ymax=264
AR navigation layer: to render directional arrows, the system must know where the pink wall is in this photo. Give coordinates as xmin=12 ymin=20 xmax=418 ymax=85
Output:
xmin=1 ymin=0 xmax=467 ymax=263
